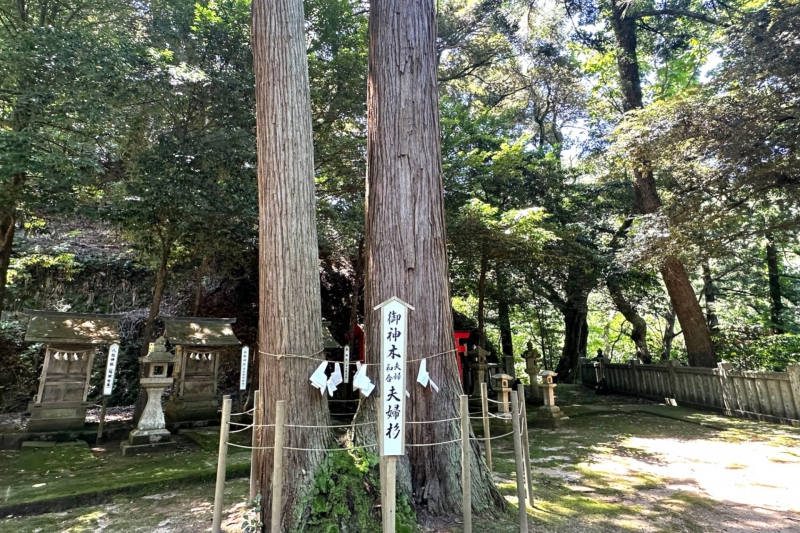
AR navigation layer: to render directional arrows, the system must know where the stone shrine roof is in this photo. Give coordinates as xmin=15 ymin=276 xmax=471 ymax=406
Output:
xmin=24 ymin=310 xmax=121 ymax=344
xmin=160 ymin=316 xmax=240 ymax=347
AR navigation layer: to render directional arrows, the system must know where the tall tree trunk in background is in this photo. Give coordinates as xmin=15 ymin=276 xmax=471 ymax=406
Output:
xmin=252 ymin=0 xmax=332 ymax=528
xmin=0 ymin=213 xmax=16 ymax=316
xmin=702 ymin=261 xmax=720 ymax=337
xmin=359 ymin=0 xmax=504 ymax=516
xmin=606 ymin=275 xmax=651 ymax=363
xmin=556 ymin=291 xmax=589 ymax=382
xmin=497 ymin=269 xmax=514 ymax=373
xmin=140 ymin=239 xmax=171 ymax=356
xmin=476 ymin=250 xmax=488 ymax=348
xmin=348 ymin=238 xmax=365 ymax=352
xmin=192 ymin=255 xmax=208 ymax=316
xmin=661 ymin=306 xmax=676 ymax=361
xmin=609 ymin=1 xmax=715 ymax=368
xmin=766 ymin=232 xmax=784 ymax=334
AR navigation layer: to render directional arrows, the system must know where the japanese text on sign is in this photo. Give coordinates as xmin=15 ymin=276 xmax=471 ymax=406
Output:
xmin=240 ymin=346 xmax=249 ymax=390
xmin=103 ymin=343 xmax=120 ymax=396
xmin=377 ymin=297 xmax=412 ymax=456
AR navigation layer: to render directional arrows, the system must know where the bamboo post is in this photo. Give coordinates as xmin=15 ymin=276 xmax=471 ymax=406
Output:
xmin=511 ymin=391 xmax=528 ymax=533
xmin=480 ymin=382 xmax=492 ymax=471
xmin=249 ymin=389 xmax=260 ymax=501
xmin=517 ymin=384 xmax=533 ymax=505
xmin=96 ymin=396 xmax=107 ymax=442
xmin=460 ymin=394 xmax=472 ymax=533
xmin=271 ymin=400 xmax=286 ymax=533
xmin=212 ymin=395 xmax=232 ymax=533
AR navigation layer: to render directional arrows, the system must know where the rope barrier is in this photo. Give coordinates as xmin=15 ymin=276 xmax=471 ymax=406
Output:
xmin=226 ymin=442 xmax=274 ymax=450
xmin=229 ymin=424 xmax=253 ymax=434
xmin=406 ymin=349 xmax=457 ymax=363
xmin=229 ymin=407 xmax=256 ymax=417
xmin=286 ymin=420 xmax=374 ymax=429
xmin=406 ymin=416 xmax=461 ymax=425
xmin=406 ymin=438 xmax=462 ymax=447
xmin=284 ymin=444 xmax=379 ymax=452
xmin=471 ymin=430 xmax=515 ymax=441
xmin=484 ymin=398 xmax=505 ymax=404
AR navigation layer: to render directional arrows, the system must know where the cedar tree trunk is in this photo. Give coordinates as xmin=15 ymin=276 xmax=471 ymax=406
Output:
xmin=610 ymin=0 xmax=715 ymax=367
xmin=766 ymin=233 xmax=784 ymax=333
xmin=702 ymin=261 xmax=720 ymax=337
xmin=606 ymin=275 xmax=651 ymax=363
xmin=0 ymin=212 xmax=16 ymax=316
xmin=252 ymin=0 xmax=332 ymax=529
xmin=555 ymin=290 xmax=589 ymax=382
xmin=359 ymin=0 xmax=504 ymax=516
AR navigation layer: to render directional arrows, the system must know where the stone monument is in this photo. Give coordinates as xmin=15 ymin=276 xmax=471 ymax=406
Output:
xmin=121 ymin=337 xmax=178 ymax=455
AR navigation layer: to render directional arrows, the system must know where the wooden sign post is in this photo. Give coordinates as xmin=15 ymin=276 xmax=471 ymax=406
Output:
xmin=374 ymin=296 xmax=414 ymax=533
xmin=343 ymin=345 xmax=351 ymax=384
xmin=97 ymin=343 xmax=119 ymax=440
xmin=240 ymin=346 xmax=250 ymax=391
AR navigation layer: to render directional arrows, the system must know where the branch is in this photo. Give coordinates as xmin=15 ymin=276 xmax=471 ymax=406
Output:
xmin=634 ymin=9 xmax=726 ymax=26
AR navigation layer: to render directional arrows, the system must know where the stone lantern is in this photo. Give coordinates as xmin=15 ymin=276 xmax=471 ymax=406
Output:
xmin=121 ymin=337 xmax=177 ymax=455
xmin=467 ymin=345 xmax=491 ymax=394
xmin=532 ymin=370 xmax=565 ymax=428
xmin=491 ymin=373 xmax=514 ymax=415
xmin=522 ymin=341 xmax=542 ymax=402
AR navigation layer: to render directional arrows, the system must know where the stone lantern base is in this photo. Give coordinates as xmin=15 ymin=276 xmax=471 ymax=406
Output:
xmin=530 ymin=405 xmax=567 ymax=429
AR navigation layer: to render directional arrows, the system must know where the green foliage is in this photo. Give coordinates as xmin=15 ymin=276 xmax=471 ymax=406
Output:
xmin=0 ymin=316 xmax=40 ymax=412
xmin=241 ymin=493 xmax=263 ymax=533
xmin=302 ymin=450 xmax=415 ymax=533
xmin=717 ymin=333 xmax=800 ymax=372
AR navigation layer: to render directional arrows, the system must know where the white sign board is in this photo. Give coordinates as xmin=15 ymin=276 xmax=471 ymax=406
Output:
xmin=343 ymin=346 xmax=350 ymax=384
xmin=240 ymin=346 xmax=250 ymax=390
xmin=377 ymin=297 xmax=414 ymax=456
xmin=103 ymin=343 xmax=120 ymax=396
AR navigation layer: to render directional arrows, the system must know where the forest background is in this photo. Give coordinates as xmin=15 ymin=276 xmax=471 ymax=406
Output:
xmin=0 ymin=0 xmax=798 ymax=410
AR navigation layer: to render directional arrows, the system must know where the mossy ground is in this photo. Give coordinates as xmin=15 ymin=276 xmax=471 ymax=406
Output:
xmin=3 ymin=386 xmax=800 ymax=532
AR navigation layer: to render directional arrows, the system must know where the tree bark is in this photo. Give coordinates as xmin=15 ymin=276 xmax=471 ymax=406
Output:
xmin=609 ymin=0 xmax=715 ymax=367
xmin=476 ymin=250 xmax=488 ymax=349
xmin=192 ymin=255 xmax=208 ymax=316
xmin=702 ymin=261 xmax=720 ymax=337
xmin=556 ymin=293 xmax=589 ymax=382
xmin=606 ymin=275 xmax=651 ymax=363
xmin=359 ymin=0 xmax=503 ymax=516
xmin=0 ymin=212 xmax=16 ymax=316
xmin=661 ymin=305 xmax=676 ymax=361
xmin=252 ymin=0 xmax=332 ymax=529
xmin=766 ymin=233 xmax=784 ymax=334
xmin=140 ymin=239 xmax=170 ymax=356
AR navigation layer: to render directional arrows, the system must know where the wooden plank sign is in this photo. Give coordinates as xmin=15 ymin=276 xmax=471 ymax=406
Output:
xmin=103 ymin=343 xmax=120 ymax=396
xmin=240 ymin=346 xmax=250 ymax=391
xmin=375 ymin=296 xmax=414 ymax=456
xmin=343 ymin=346 xmax=350 ymax=384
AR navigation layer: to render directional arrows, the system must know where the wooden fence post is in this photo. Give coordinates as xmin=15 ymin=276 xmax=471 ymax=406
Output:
xmin=511 ymin=391 xmax=528 ymax=533
xmin=461 ymin=394 xmax=472 ymax=533
xmin=271 ymin=400 xmax=286 ymax=533
xmin=480 ymin=382 xmax=492 ymax=471
xmin=517 ymin=384 xmax=533 ymax=505
xmin=212 ymin=395 xmax=232 ymax=533
xmin=249 ymin=389 xmax=260 ymax=501
xmin=96 ymin=397 xmax=107 ymax=442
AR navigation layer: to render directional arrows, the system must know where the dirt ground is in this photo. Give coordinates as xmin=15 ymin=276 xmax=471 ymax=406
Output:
xmin=1 ymin=385 xmax=799 ymax=532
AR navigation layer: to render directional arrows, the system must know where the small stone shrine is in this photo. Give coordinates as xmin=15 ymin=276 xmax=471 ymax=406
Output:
xmin=24 ymin=310 xmax=121 ymax=432
xmin=161 ymin=316 xmax=240 ymax=428
xmin=122 ymin=337 xmax=177 ymax=455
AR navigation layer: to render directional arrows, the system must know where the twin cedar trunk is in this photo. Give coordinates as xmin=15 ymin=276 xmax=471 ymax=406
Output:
xmin=363 ymin=0 xmax=503 ymax=516
xmin=252 ymin=0 xmax=332 ymax=529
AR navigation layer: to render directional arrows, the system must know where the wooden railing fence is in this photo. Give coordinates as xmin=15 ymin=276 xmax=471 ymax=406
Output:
xmin=579 ymin=358 xmax=800 ymax=427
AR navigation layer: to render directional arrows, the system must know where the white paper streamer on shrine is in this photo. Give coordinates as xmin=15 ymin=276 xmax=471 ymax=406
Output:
xmin=375 ymin=296 xmax=414 ymax=457
xmin=103 ymin=343 xmax=120 ymax=396
xmin=239 ymin=346 xmax=249 ymax=391
xmin=327 ymin=362 xmax=343 ymax=396
xmin=416 ymin=358 xmax=439 ymax=392
xmin=352 ymin=361 xmax=375 ymax=397
xmin=310 ymin=361 xmax=328 ymax=395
